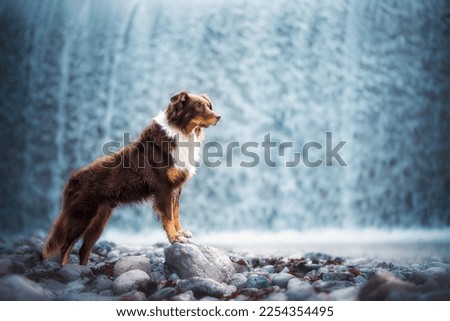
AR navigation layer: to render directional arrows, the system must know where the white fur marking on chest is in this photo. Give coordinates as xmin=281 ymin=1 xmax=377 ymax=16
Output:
xmin=154 ymin=111 xmax=201 ymax=177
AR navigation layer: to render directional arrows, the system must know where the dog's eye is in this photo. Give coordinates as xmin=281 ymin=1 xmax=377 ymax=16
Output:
xmin=195 ymin=104 xmax=203 ymax=111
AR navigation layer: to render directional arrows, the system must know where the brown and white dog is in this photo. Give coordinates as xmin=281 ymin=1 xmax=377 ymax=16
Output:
xmin=41 ymin=90 xmax=220 ymax=265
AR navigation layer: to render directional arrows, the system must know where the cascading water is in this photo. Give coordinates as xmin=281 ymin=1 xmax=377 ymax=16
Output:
xmin=1 ymin=0 xmax=449 ymax=236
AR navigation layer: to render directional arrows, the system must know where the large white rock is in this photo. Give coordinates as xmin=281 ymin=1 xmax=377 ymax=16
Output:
xmin=164 ymin=242 xmax=234 ymax=283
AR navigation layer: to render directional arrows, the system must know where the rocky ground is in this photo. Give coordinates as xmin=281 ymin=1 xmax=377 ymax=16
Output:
xmin=0 ymin=235 xmax=449 ymax=301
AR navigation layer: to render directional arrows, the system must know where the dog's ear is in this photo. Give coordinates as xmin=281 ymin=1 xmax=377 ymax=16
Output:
xmin=201 ymin=94 xmax=213 ymax=109
xmin=170 ymin=90 xmax=189 ymax=105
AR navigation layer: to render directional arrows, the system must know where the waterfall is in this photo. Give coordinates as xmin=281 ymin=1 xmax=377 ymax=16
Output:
xmin=1 ymin=0 xmax=449 ymax=234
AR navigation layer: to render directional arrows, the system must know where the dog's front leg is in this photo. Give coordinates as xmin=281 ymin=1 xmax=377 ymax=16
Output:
xmin=172 ymin=188 xmax=192 ymax=239
xmin=154 ymin=194 xmax=186 ymax=243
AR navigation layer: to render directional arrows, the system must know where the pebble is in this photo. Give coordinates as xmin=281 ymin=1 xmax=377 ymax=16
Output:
xmin=314 ymin=280 xmax=355 ymax=292
xmin=112 ymin=270 xmax=150 ymax=295
xmin=113 ymin=256 xmax=151 ymax=277
xmin=287 ymin=279 xmax=316 ymax=300
xmin=172 ymin=290 xmax=195 ymax=301
xmin=58 ymin=264 xmax=93 ymax=282
xmin=247 ymin=274 xmax=271 ymax=289
xmin=261 ymin=265 xmax=275 ymax=273
xmin=121 ymin=290 xmax=147 ymax=301
xmin=272 ymin=273 xmax=294 ymax=288
xmin=95 ymin=275 xmax=113 ymax=292
xmin=229 ymin=273 xmax=247 ymax=289
xmin=322 ymin=272 xmax=354 ymax=282
xmin=176 ymin=277 xmax=229 ymax=298
xmin=150 ymin=287 xmax=176 ymax=300
xmin=328 ymin=286 xmax=359 ymax=300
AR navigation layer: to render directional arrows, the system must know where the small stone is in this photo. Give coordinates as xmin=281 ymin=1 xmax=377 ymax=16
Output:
xmin=335 ymin=265 xmax=349 ymax=272
xmin=150 ymin=287 xmax=176 ymax=300
xmin=281 ymin=267 xmax=289 ymax=273
xmin=58 ymin=264 xmax=93 ymax=282
xmin=95 ymin=275 xmax=113 ymax=292
xmin=0 ymin=275 xmax=55 ymax=300
xmin=43 ymin=260 xmax=60 ymax=270
xmin=422 ymin=262 xmax=450 ymax=272
xmin=272 ymin=273 xmax=295 ymax=288
xmin=354 ymin=275 xmax=367 ymax=288
xmin=107 ymin=250 xmax=120 ymax=261
xmin=314 ymin=280 xmax=354 ymax=293
xmin=304 ymin=264 xmax=322 ymax=271
xmin=287 ymin=279 xmax=316 ymax=300
xmin=113 ymin=270 xmax=150 ymax=295
xmin=232 ymin=294 xmax=249 ymax=301
xmin=169 ymin=273 xmax=180 ymax=282
xmin=121 ymin=290 xmax=146 ymax=301
xmin=69 ymin=254 xmax=80 ymax=264
xmin=99 ymin=290 xmax=115 ymax=296
xmin=247 ymin=274 xmax=271 ymax=289
xmin=322 ymin=272 xmax=354 ymax=282
xmin=200 ymin=296 xmax=219 ymax=301
xmin=329 ymin=286 xmax=358 ymax=300
xmin=267 ymin=292 xmax=288 ymax=301
xmin=93 ymin=241 xmax=115 ymax=255
xmin=230 ymin=273 xmax=247 ymax=289
xmin=176 ymin=277 xmax=229 ymax=298
xmin=261 ymin=265 xmax=275 ymax=273
xmin=226 ymin=285 xmax=237 ymax=296
xmin=113 ymin=256 xmax=151 ymax=278
xmin=287 ymin=278 xmax=302 ymax=291
xmin=172 ymin=290 xmax=195 ymax=301
xmin=0 ymin=259 xmax=26 ymax=275
xmin=148 ymin=272 xmax=166 ymax=285
xmin=317 ymin=267 xmax=328 ymax=275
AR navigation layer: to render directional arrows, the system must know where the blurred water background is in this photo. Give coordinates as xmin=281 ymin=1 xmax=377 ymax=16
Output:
xmin=1 ymin=1 xmax=449 ymax=257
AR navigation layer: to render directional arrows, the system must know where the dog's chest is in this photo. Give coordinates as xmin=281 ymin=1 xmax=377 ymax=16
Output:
xmin=172 ymin=133 xmax=201 ymax=177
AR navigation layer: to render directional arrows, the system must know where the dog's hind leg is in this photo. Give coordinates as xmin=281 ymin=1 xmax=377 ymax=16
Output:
xmin=60 ymin=209 xmax=97 ymax=265
xmin=60 ymin=222 xmax=88 ymax=265
xmin=79 ymin=205 xmax=113 ymax=265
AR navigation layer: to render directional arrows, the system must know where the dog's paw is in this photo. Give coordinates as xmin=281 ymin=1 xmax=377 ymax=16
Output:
xmin=170 ymin=235 xmax=188 ymax=244
xmin=178 ymin=229 xmax=193 ymax=238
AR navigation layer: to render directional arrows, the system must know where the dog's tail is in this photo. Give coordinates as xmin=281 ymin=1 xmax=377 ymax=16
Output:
xmin=41 ymin=213 xmax=67 ymax=261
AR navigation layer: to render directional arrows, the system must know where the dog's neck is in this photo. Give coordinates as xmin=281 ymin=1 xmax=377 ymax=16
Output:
xmin=154 ymin=111 xmax=202 ymax=177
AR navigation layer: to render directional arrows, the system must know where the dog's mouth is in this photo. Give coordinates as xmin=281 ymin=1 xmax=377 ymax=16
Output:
xmin=199 ymin=116 xmax=221 ymax=128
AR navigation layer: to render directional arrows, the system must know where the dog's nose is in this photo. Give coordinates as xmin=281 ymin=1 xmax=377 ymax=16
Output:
xmin=216 ymin=115 xmax=221 ymax=121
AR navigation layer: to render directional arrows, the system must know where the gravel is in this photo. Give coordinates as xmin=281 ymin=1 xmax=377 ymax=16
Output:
xmin=0 ymin=235 xmax=449 ymax=301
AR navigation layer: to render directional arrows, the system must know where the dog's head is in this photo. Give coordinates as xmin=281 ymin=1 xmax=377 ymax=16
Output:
xmin=167 ymin=90 xmax=221 ymax=135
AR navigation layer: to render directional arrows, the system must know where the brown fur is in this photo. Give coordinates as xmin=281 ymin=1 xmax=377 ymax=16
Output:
xmin=42 ymin=90 xmax=220 ymax=265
